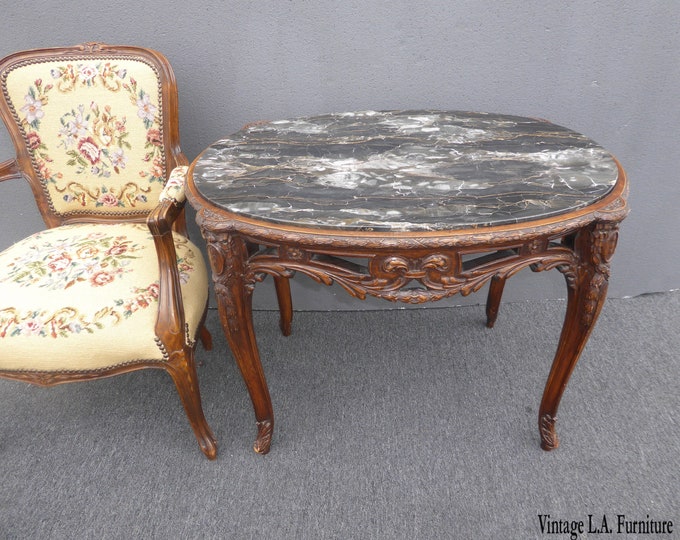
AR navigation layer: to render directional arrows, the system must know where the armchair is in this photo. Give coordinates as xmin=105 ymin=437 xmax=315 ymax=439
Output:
xmin=0 ymin=43 xmax=217 ymax=459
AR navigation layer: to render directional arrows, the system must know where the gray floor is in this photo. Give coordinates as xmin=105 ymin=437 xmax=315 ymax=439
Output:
xmin=1 ymin=291 xmax=678 ymax=539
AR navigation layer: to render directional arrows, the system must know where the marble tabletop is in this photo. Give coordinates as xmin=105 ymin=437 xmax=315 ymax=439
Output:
xmin=192 ymin=110 xmax=619 ymax=232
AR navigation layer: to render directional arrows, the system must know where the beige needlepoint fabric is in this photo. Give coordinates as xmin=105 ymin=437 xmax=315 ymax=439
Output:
xmin=0 ymin=222 xmax=208 ymax=371
xmin=4 ymin=58 xmax=166 ymax=215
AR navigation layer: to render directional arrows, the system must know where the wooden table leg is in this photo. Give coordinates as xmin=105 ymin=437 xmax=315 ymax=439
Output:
xmin=205 ymin=232 xmax=274 ymax=454
xmin=539 ymin=221 xmax=619 ymax=450
xmin=274 ymin=276 xmax=293 ymax=336
xmin=485 ymin=275 xmax=506 ymax=328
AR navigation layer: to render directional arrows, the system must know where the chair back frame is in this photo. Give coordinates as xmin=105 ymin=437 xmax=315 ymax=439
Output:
xmin=0 ymin=42 xmax=188 ymax=233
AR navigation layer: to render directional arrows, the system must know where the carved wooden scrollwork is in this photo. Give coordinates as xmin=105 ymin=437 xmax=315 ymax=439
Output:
xmin=255 ymin=420 xmax=273 ymax=454
xmin=540 ymin=413 xmax=559 ymax=450
xmin=245 ymin=241 xmax=579 ymax=304
xmin=580 ymin=221 xmax=620 ymax=327
xmin=78 ymin=42 xmax=105 ymax=53
xmin=203 ymin=231 xmax=252 ymax=336
xmin=187 ymin=165 xmax=627 ymax=455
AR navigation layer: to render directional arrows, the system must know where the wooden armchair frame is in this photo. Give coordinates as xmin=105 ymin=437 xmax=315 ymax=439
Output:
xmin=0 ymin=43 xmax=216 ymax=459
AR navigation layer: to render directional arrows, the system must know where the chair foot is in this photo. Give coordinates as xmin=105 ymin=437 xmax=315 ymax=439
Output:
xmin=197 ymin=432 xmax=219 ymax=460
xmin=167 ymin=353 xmax=217 ymax=459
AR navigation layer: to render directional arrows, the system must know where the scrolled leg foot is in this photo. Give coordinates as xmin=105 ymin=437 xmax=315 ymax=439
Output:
xmin=205 ymin=233 xmax=275 ymax=455
xmin=197 ymin=432 xmax=219 ymax=460
xmin=254 ymin=419 xmax=273 ymax=454
xmin=539 ymin=413 xmax=559 ymax=451
xmin=166 ymin=355 xmax=218 ymax=460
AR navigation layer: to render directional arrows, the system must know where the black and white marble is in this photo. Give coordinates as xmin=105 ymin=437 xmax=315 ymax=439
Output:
xmin=193 ymin=110 xmax=619 ymax=232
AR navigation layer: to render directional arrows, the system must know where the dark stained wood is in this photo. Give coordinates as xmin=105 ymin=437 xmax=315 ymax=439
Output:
xmin=188 ymin=122 xmax=628 ymax=455
xmin=0 ymin=43 xmax=216 ymax=459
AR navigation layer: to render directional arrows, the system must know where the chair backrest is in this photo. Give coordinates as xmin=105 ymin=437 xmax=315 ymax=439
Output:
xmin=0 ymin=43 xmax=186 ymax=227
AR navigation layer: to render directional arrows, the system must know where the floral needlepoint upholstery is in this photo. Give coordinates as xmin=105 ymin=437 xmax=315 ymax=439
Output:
xmin=0 ymin=44 xmax=217 ymax=459
xmin=160 ymin=165 xmax=187 ymax=204
xmin=3 ymin=57 xmax=167 ymax=216
xmin=0 ymin=222 xmax=208 ymax=371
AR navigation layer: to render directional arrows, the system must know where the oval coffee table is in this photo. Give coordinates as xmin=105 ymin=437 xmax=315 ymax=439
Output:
xmin=187 ymin=110 xmax=629 ymax=455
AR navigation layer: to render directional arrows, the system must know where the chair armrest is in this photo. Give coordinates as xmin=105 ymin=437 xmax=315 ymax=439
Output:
xmin=147 ymin=166 xmax=191 ymax=350
xmin=159 ymin=165 xmax=188 ymax=205
xmin=0 ymin=159 xmax=21 ymax=182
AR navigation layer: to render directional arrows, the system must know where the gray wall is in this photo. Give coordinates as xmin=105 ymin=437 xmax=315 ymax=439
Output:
xmin=0 ymin=1 xmax=677 ymax=310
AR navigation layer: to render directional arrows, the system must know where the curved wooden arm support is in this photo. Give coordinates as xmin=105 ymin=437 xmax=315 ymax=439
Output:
xmin=147 ymin=198 xmax=187 ymax=344
xmin=0 ymin=158 xmax=21 ymax=182
xmin=146 ymin=198 xmax=217 ymax=459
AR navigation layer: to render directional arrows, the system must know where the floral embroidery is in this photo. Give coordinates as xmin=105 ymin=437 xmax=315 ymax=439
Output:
xmin=0 ymin=230 xmax=145 ymax=290
xmin=21 ymin=92 xmax=45 ymax=125
xmin=59 ymin=103 xmax=131 ymax=183
xmin=0 ymin=234 xmax=199 ymax=338
xmin=49 ymin=62 xmax=128 ymax=93
xmin=0 ymin=282 xmax=159 ymax=338
xmin=14 ymin=61 xmax=166 ymax=210
xmin=136 ymin=92 xmax=157 ymax=126
xmin=1 ymin=305 xmax=120 ymax=338
xmin=159 ymin=166 xmax=187 ymax=203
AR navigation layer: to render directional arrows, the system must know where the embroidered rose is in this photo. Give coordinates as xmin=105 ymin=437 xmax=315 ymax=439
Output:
xmin=90 ymin=271 xmax=115 ymax=286
xmin=178 ymin=263 xmax=193 ymax=284
xmin=79 ymin=65 xmax=98 ymax=83
xmin=146 ymin=128 xmax=162 ymax=146
xmin=151 ymin=157 xmax=164 ymax=178
xmin=147 ymin=283 xmax=160 ymax=299
xmin=97 ymin=193 xmax=119 ymax=207
xmin=26 ymin=132 xmax=41 ymax=150
xmin=21 ymin=320 xmax=43 ymax=335
xmin=106 ymin=243 xmax=129 ymax=256
xmin=48 ymin=254 xmax=72 ymax=273
xmin=21 ymin=64 xmax=163 ymax=208
xmin=78 ymin=137 xmax=101 ymax=164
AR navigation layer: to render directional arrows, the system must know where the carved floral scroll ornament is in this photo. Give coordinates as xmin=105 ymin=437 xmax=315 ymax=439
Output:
xmin=241 ymin=243 xmax=580 ymax=304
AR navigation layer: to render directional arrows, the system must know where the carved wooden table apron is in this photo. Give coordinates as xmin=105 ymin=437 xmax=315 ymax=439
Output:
xmin=187 ymin=110 xmax=629 ymax=455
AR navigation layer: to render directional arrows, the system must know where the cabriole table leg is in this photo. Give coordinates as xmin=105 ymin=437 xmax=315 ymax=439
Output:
xmin=205 ymin=232 xmax=274 ymax=454
xmin=539 ymin=221 xmax=620 ymax=450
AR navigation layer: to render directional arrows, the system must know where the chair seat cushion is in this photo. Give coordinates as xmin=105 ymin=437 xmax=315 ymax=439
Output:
xmin=0 ymin=222 xmax=208 ymax=371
